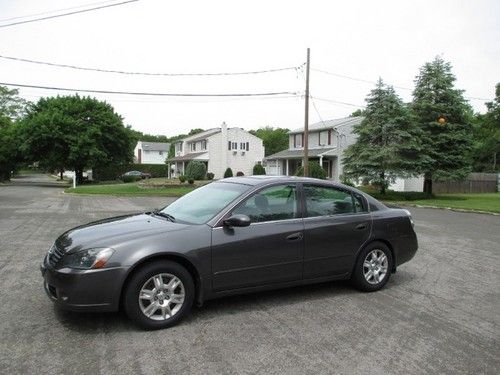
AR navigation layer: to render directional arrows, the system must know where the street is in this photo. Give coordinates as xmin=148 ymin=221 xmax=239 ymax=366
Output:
xmin=0 ymin=175 xmax=499 ymax=374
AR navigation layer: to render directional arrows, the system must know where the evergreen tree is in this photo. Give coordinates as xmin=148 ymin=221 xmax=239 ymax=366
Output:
xmin=343 ymin=79 xmax=427 ymax=193
xmin=412 ymin=57 xmax=473 ymax=194
xmin=471 ymin=83 xmax=500 ymax=172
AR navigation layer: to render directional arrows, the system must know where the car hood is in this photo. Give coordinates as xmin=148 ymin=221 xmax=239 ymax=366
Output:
xmin=56 ymin=213 xmax=189 ymax=254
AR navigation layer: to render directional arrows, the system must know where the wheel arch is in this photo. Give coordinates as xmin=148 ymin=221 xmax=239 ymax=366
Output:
xmin=119 ymin=253 xmax=203 ymax=309
xmin=352 ymin=239 xmax=397 ymax=276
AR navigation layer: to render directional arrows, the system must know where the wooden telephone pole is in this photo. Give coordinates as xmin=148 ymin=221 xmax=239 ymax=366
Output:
xmin=303 ymin=48 xmax=310 ymax=177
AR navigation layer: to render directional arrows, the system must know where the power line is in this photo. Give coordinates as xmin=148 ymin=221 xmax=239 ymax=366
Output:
xmin=312 ymin=67 xmax=491 ymax=101
xmin=0 ymin=0 xmax=138 ymax=28
xmin=0 ymin=0 xmax=122 ymax=22
xmin=0 ymin=54 xmax=302 ymax=76
xmin=312 ymin=96 xmax=365 ymax=108
xmin=0 ymin=82 xmax=299 ymax=98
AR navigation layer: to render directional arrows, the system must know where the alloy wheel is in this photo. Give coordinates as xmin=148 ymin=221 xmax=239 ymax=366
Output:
xmin=363 ymin=249 xmax=388 ymax=285
xmin=138 ymin=273 xmax=185 ymax=321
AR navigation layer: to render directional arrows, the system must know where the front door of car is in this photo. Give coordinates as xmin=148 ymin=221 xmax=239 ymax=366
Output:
xmin=211 ymin=183 xmax=304 ymax=292
xmin=302 ymin=184 xmax=372 ymax=279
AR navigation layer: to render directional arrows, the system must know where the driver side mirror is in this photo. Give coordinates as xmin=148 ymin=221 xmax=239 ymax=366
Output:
xmin=223 ymin=214 xmax=251 ymax=227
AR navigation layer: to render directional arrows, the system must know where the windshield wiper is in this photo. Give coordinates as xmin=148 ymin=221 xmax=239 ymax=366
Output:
xmin=152 ymin=209 xmax=176 ymax=222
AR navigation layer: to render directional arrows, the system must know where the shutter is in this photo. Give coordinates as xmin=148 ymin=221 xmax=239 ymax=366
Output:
xmin=246 ymin=142 xmax=249 ymax=151
xmin=328 ymin=130 xmax=331 ymax=145
xmin=228 ymin=141 xmax=231 ymax=150
xmin=293 ymin=134 xmax=296 ymax=148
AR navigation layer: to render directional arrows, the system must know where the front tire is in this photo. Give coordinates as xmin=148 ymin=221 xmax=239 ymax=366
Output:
xmin=124 ymin=261 xmax=194 ymax=330
xmin=352 ymin=242 xmax=393 ymax=292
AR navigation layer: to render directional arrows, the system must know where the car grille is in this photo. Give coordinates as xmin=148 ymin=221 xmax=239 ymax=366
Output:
xmin=48 ymin=243 xmax=65 ymax=267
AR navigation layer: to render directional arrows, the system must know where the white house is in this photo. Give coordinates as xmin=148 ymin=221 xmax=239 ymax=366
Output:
xmin=265 ymin=117 xmax=362 ymax=180
xmin=167 ymin=122 xmax=265 ymax=179
xmin=134 ymin=141 xmax=170 ymax=164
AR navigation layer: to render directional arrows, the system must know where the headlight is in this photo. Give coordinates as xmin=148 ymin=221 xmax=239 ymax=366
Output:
xmin=61 ymin=248 xmax=114 ymax=270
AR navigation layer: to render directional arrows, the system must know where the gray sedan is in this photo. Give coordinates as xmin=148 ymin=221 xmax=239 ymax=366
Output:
xmin=41 ymin=176 xmax=418 ymax=329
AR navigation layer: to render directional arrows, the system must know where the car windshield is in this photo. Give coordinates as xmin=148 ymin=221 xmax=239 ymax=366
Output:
xmin=160 ymin=182 xmax=250 ymax=224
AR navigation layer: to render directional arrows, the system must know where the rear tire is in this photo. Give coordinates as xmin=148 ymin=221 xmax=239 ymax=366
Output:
xmin=124 ymin=261 xmax=194 ymax=330
xmin=352 ymin=242 xmax=393 ymax=292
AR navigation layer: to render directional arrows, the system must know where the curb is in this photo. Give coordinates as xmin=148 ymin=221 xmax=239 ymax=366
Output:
xmin=389 ymin=202 xmax=500 ymax=216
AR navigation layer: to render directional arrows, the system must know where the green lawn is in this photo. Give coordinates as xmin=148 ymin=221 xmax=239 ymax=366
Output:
xmin=388 ymin=193 xmax=500 ymax=214
xmin=65 ymin=183 xmax=196 ymax=196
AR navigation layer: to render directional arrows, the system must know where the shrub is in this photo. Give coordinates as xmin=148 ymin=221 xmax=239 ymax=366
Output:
xmin=121 ymin=175 xmax=141 ymax=183
xmin=188 ymin=178 xmax=194 ymax=184
xmin=179 ymin=175 xmax=186 ymax=183
xmin=236 ymin=171 xmax=244 ymax=176
xmin=253 ymin=164 xmax=266 ymax=175
xmin=223 ymin=168 xmax=233 ymax=178
xmin=185 ymin=161 xmax=206 ymax=180
xmin=206 ymin=172 xmax=214 ymax=180
xmin=295 ymin=161 xmax=327 ymax=179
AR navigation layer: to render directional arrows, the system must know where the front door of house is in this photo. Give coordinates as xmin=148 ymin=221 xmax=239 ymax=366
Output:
xmin=322 ymin=160 xmax=330 ymax=178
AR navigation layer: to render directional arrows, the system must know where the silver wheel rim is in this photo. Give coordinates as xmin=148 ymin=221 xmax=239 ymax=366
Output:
xmin=363 ymin=249 xmax=388 ymax=285
xmin=138 ymin=273 xmax=185 ymax=321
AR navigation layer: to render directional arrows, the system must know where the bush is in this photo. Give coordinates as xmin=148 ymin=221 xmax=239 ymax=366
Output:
xmin=185 ymin=161 xmax=206 ymax=180
xmin=295 ymin=161 xmax=327 ymax=179
xmin=357 ymin=186 xmax=434 ymax=201
xmin=121 ymin=175 xmax=141 ymax=183
xmin=223 ymin=168 xmax=233 ymax=178
xmin=188 ymin=178 xmax=194 ymax=184
xmin=179 ymin=175 xmax=186 ymax=183
xmin=253 ymin=164 xmax=266 ymax=175
xmin=236 ymin=171 xmax=244 ymax=176
xmin=206 ymin=172 xmax=214 ymax=180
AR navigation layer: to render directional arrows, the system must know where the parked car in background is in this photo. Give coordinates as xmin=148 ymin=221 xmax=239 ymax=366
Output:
xmin=41 ymin=176 xmax=418 ymax=330
xmin=121 ymin=170 xmax=151 ymax=180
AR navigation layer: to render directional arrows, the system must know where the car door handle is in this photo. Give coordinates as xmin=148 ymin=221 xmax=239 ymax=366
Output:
xmin=355 ymin=224 xmax=367 ymax=230
xmin=286 ymin=232 xmax=303 ymax=242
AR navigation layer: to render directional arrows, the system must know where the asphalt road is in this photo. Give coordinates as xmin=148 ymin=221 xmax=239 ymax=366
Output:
xmin=0 ymin=175 xmax=499 ymax=374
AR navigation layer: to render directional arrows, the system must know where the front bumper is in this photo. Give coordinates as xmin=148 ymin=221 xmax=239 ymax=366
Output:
xmin=41 ymin=258 xmax=128 ymax=312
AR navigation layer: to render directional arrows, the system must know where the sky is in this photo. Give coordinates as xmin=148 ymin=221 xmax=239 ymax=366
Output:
xmin=0 ymin=0 xmax=499 ymax=137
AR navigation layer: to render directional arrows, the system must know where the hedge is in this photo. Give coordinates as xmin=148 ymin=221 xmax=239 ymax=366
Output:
xmin=295 ymin=161 xmax=327 ymax=179
xmin=93 ymin=164 xmax=169 ymax=181
xmin=185 ymin=161 xmax=207 ymax=180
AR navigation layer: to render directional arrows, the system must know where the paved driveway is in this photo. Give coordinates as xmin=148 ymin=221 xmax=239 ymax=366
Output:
xmin=0 ymin=177 xmax=498 ymax=374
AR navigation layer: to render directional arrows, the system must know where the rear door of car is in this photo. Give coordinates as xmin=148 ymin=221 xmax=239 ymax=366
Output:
xmin=302 ymin=184 xmax=372 ymax=279
xmin=211 ymin=183 xmax=304 ymax=291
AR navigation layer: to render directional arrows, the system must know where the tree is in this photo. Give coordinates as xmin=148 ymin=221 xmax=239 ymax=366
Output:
xmin=249 ymin=126 xmax=289 ymax=156
xmin=253 ymin=164 xmax=266 ymax=175
xmin=471 ymin=83 xmax=500 ymax=172
xmin=343 ymin=79 xmax=427 ymax=193
xmin=223 ymin=168 xmax=233 ymax=178
xmin=20 ymin=95 xmax=134 ymax=183
xmin=349 ymin=109 xmax=365 ymax=117
xmin=412 ymin=57 xmax=474 ymax=194
xmin=0 ymin=86 xmax=30 ymax=181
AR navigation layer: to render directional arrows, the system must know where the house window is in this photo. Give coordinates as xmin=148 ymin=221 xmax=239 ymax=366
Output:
xmin=201 ymin=140 xmax=207 ymax=150
xmin=175 ymin=142 xmax=183 ymax=152
xmin=319 ymin=131 xmax=329 ymax=146
xmin=232 ymin=142 xmax=238 ymax=150
xmin=240 ymin=142 xmax=246 ymax=150
xmin=294 ymin=133 xmax=303 ymax=148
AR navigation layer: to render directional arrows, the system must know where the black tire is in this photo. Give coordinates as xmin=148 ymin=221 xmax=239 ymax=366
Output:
xmin=352 ymin=242 xmax=393 ymax=292
xmin=123 ymin=261 xmax=194 ymax=330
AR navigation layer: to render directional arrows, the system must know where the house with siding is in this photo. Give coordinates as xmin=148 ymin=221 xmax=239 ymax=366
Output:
xmin=134 ymin=141 xmax=170 ymax=164
xmin=166 ymin=122 xmax=264 ymax=179
xmin=265 ymin=117 xmax=362 ymax=180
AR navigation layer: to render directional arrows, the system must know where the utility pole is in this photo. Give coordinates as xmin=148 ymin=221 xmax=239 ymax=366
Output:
xmin=303 ymin=48 xmax=310 ymax=177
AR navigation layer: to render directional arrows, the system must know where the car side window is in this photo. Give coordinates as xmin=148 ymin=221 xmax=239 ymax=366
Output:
xmin=353 ymin=192 xmax=368 ymax=213
xmin=304 ymin=185 xmax=356 ymax=217
xmin=232 ymin=184 xmax=297 ymax=223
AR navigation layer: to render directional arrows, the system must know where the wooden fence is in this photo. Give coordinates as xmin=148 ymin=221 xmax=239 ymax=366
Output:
xmin=433 ymin=173 xmax=499 ymax=194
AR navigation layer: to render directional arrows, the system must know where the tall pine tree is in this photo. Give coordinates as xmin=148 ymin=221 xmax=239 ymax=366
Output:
xmin=343 ymin=79 xmax=427 ymax=193
xmin=412 ymin=57 xmax=473 ymax=194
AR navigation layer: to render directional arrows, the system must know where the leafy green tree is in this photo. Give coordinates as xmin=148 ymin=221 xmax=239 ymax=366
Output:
xmin=343 ymin=79 xmax=427 ymax=193
xmin=20 ymin=95 xmax=134 ymax=183
xmin=250 ymin=126 xmax=289 ymax=156
xmin=471 ymin=83 xmax=500 ymax=172
xmin=295 ymin=161 xmax=327 ymax=179
xmin=412 ymin=57 xmax=474 ymax=194
xmin=0 ymin=86 xmax=30 ymax=181
xmin=349 ymin=109 xmax=365 ymax=117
